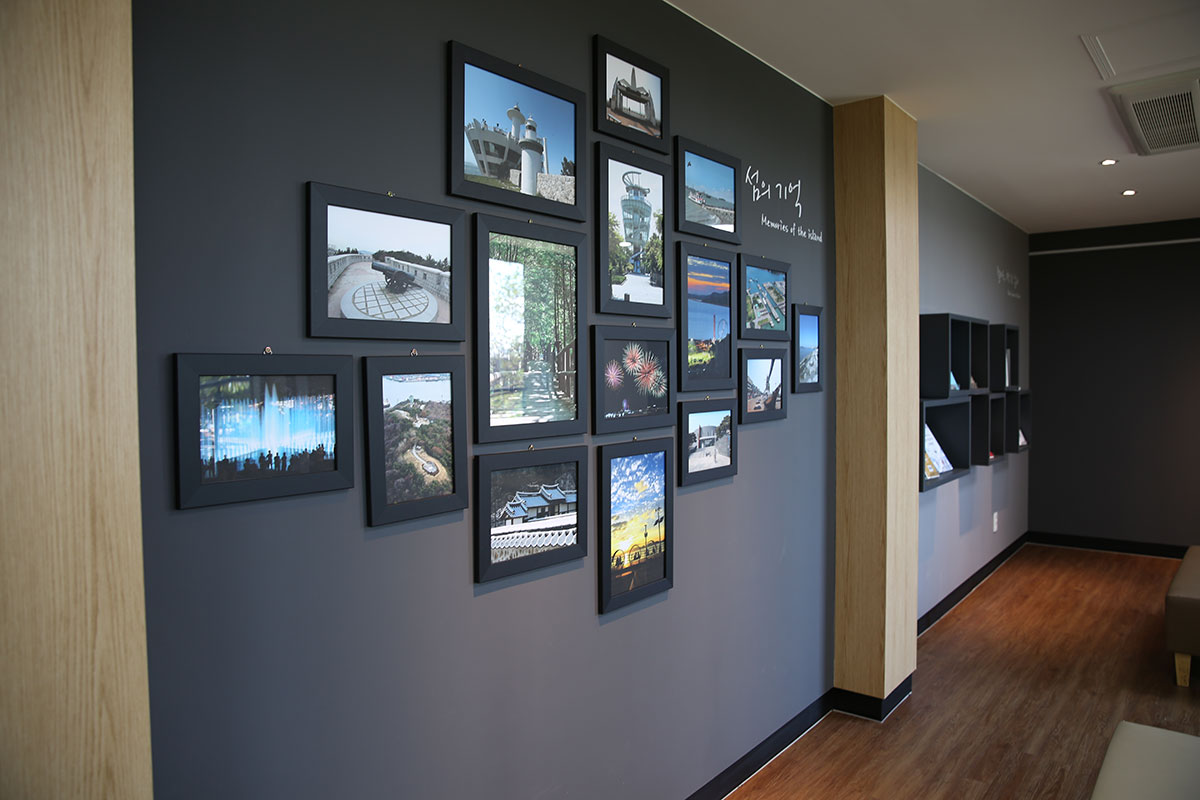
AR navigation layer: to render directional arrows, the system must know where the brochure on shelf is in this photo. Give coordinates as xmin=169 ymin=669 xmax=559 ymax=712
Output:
xmin=1018 ymin=429 xmax=1028 ymax=447
xmin=924 ymin=424 xmax=954 ymax=474
xmin=924 ymin=452 xmax=940 ymax=480
xmin=949 ymin=371 xmax=959 ymax=391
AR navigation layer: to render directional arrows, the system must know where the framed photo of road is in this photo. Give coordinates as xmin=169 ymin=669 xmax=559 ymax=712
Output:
xmin=678 ymin=398 xmax=737 ymax=486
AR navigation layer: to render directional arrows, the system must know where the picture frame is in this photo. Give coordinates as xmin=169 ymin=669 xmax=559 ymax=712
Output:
xmin=308 ymin=182 xmax=466 ymax=341
xmin=739 ymin=254 xmax=789 ymax=341
xmin=475 ymin=445 xmax=588 ymax=583
xmin=592 ymin=325 xmax=676 ymax=435
xmin=593 ymin=36 xmax=670 ymax=154
xmin=679 ymin=241 xmax=736 ymax=391
xmin=740 ymin=348 xmax=788 ymax=423
xmin=598 ymin=437 xmax=674 ymax=614
xmin=175 ymin=353 xmax=353 ymax=509
xmin=475 ymin=214 xmax=588 ymax=443
xmin=792 ymin=304 xmax=823 ymax=393
xmin=363 ymin=355 xmax=468 ymax=526
xmin=596 ymin=143 xmax=672 ymax=318
xmin=678 ymin=398 xmax=737 ymax=485
xmin=675 ymin=136 xmax=741 ymax=245
xmin=449 ymin=41 xmax=586 ymax=222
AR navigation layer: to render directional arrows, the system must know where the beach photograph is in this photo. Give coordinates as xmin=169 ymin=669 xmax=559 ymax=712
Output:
xmin=683 ymin=149 xmax=736 ymax=232
xmin=605 ymin=157 xmax=665 ymax=306
xmin=325 ymin=204 xmax=452 ymax=326
xmin=380 ymin=372 xmax=455 ymax=505
xmin=462 ymin=63 xmax=577 ymax=205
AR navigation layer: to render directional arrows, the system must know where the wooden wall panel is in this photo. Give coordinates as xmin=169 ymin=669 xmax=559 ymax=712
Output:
xmin=0 ymin=0 xmax=154 ymax=797
xmin=833 ymin=96 xmax=919 ymax=699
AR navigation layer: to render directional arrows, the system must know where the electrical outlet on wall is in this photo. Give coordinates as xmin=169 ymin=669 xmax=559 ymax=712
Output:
xmin=993 ymin=511 xmax=999 ymax=532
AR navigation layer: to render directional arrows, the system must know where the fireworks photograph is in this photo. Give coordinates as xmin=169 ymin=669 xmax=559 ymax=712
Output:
xmin=592 ymin=326 xmax=676 ymax=434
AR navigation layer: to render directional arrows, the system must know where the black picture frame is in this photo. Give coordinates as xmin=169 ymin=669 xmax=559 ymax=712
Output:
xmin=593 ymin=36 xmax=670 ymax=154
xmin=363 ymin=355 xmax=468 ymax=526
xmin=475 ymin=214 xmax=588 ymax=443
xmin=596 ymin=143 xmax=673 ymax=318
xmin=308 ymin=182 xmax=466 ymax=341
xmin=792 ymin=303 xmax=823 ymax=393
xmin=675 ymin=136 xmax=741 ymax=245
xmin=175 ymin=353 xmax=353 ymax=509
xmin=449 ymin=41 xmax=586 ymax=222
xmin=592 ymin=325 xmax=676 ymax=435
xmin=679 ymin=241 xmax=736 ymax=392
xmin=598 ymin=437 xmax=674 ymax=614
xmin=740 ymin=348 xmax=788 ymax=423
xmin=739 ymin=254 xmax=789 ymax=341
xmin=475 ymin=445 xmax=588 ymax=583
xmin=678 ymin=398 xmax=737 ymax=486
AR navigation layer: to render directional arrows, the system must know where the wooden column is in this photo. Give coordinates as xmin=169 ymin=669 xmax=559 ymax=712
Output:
xmin=833 ymin=96 xmax=920 ymax=703
xmin=0 ymin=0 xmax=153 ymax=797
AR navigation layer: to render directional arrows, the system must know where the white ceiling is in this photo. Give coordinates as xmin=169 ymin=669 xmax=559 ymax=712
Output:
xmin=668 ymin=0 xmax=1200 ymax=234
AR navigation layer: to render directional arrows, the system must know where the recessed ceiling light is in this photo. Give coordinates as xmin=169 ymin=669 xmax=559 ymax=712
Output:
xmin=1122 ymin=189 xmax=1137 ymax=196
xmin=1100 ymin=158 xmax=1118 ymax=166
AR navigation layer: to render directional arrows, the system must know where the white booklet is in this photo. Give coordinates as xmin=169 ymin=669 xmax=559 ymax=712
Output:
xmin=1018 ymin=429 xmax=1028 ymax=447
xmin=924 ymin=424 xmax=954 ymax=474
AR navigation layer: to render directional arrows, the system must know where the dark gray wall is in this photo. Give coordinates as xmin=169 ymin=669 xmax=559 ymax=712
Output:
xmin=917 ymin=168 xmax=1030 ymax=617
xmin=1029 ymin=229 xmax=1200 ymax=547
xmin=133 ymin=2 xmax=835 ymax=797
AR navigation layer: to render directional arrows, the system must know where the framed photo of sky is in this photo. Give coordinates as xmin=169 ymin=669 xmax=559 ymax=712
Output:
xmin=596 ymin=143 xmax=672 ymax=318
xmin=594 ymin=36 xmax=670 ymax=153
xmin=792 ymin=304 xmax=822 ymax=393
xmin=679 ymin=241 xmax=736 ymax=391
xmin=592 ymin=325 xmax=676 ymax=435
xmin=475 ymin=214 xmax=588 ymax=443
xmin=450 ymin=42 xmax=586 ymax=222
xmin=675 ymin=136 xmax=740 ymax=245
xmin=175 ymin=353 xmax=353 ymax=509
xmin=739 ymin=254 xmax=789 ymax=341
xmin=363 ymin=355 xmax=467 ymax=526
xmin=740 ymin=348 xmax=788 ymax=423
xmin=599 ymin=437 xmax=674 ymax=614
xmin=475 ymin=445 xmax=588 ymax=583
xmin=308 ymin=183 xmax=466 ymax=341
xmin=678 ymin=398 xmax=737 ymax=485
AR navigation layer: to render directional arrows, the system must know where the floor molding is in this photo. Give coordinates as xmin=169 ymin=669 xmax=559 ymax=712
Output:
xmin=1026 ymin=531 xmax=1186 ymax=559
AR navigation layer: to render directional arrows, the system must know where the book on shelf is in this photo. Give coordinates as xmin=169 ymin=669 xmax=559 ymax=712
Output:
xmin=924 ymin=424 xmax=954 ymax=474
xmin=924 ymin=452 xmax=940 ymax=480
xmin=1004 ymin=349 xmax=1012 ymax=387
xmin=1018 ymin=429 xmax=1028 ymax=447
xmin=969 ymin=375 xmax=978 ymax=389
xmin=949 ymin=371 xmax=960 ymax=391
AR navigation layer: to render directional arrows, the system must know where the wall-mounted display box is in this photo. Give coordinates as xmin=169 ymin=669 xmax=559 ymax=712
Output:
xmin=1018 ymin=390 xmax=1031 ymax=451
xmin=921 ymin=396 xmax=971 ymax=491
xmin=920 ymin=313 xmax=971 ymax=398
xmin=969 ymin=317 xmax=990 ymax=391
xmin=969 ymin=393 xmax=991 ymax=466
xmin=990 ymin=323 xmax=1020 ymax=391
xmin=989 ymin=393 xmax=1007 ymax=463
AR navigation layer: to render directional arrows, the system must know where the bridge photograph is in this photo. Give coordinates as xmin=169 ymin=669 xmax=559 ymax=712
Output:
xmin=744 ymin=264 xmax=787 ymax=333
xmin=325 ymin=204 xmax=452 ymax=327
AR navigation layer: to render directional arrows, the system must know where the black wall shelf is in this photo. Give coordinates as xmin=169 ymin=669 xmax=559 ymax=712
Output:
xmin=989 ymin=392 xmax=1006 ymax=463
xmin=990 ymin=323 xmax=1019 ymax=391
xmin=921 ymin=397 xmax=971 ymax=492
xmin=969 ymin=318 xmax=990 ymax=391
xmin=920 ymin=313 xmax=971 ymax=398
xmin=969 ymin=393 xmax=991 ymax=466
xmin=1018 ymin=390 xmax=1031 ymax=451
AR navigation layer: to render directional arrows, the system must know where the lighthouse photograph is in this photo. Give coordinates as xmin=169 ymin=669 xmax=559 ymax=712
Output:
xmin=461 ymin=63 xmax=577 ymax=207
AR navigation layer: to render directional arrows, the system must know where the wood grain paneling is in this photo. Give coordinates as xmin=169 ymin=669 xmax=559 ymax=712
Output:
xmin=0 ymin=0 xmax=153 ymax=797
xmin=731 ymin=545 xmax=1200 ymax=800
xmin=833 ymin=96 xmax=919 ymax=699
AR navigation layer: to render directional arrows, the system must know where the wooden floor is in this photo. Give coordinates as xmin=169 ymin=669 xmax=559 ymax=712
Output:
xmin=731 ymin=544 xmax=1200 ymax=799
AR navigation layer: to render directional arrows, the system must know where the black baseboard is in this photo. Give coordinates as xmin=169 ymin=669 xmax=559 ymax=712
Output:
xmin=1027 ymin=531 xmax=1187 ymax=559
xmin=917 ymin=534 xmax=1029 ymax=635
xmin=686 ymin=690 xmax=835 ymax=800
xmin=827 ymin=674 xmax=912 ymax=722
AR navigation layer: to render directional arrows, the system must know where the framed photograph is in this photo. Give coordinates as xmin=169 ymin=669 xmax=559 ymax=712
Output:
xmin=740 ymin=348 xmax=788 ymax=423
xmin=679 ymin=241 xmax=736 ymax=391
xmin=308 ymin=183 xmax=466 ymax=341
xmin=739 ymin=254 xmax=789 ymax=341
xmin=475 ymin=446 xmax=588 ymax=583
xmin=678 ymin=398 xmax=737 ymax=485
xmin=675 ymin=136 xmax=740 ymax=244
xmin=792 ymin=304 xmax=823 ymax=393
xmin=592 ymin=325 xmax=676 ymax=435
xmin=599 ymin=438 xmax=673 ymax=613
xmin=475 ymin=214 xmax=588 ymax=443
xmin=175 ymin=353 xmax=353 ymax=509
xmin=450 ymin=41 xmax=586 ymax=222
xmin=363 ymin=356 xmax=467 ymax=526
xmin=596 ymin=143 xmax=672 ymax=318
xmin=594 ymin=36 xmax=670 ymax=153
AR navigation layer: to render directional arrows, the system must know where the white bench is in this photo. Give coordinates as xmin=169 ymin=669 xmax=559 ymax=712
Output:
xmin=1090 ymin=721 xmax=1200 ymax=800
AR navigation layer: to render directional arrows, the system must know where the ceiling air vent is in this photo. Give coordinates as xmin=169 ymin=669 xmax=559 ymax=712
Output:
xmin=1108 ymin=69 xmax=1200 ymax=155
